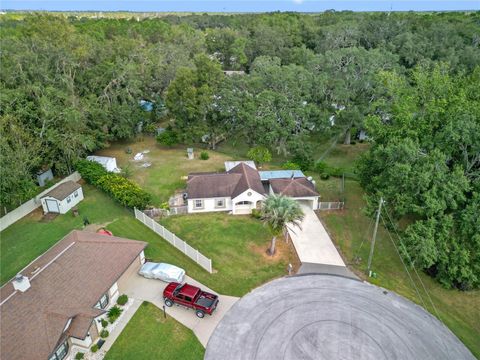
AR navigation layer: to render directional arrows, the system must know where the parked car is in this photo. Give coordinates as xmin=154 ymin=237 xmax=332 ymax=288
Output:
xmin=139 ymin=262 xmax=185 ymax=283
xmin=163 ymin=282 xmax=219 ymax=318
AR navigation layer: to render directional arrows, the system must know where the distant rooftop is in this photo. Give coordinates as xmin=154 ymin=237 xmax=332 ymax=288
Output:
xmin=224 ymin=160 xmax=256 ymax=172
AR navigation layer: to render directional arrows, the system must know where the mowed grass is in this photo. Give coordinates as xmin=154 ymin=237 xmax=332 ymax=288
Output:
xmin=104 ymin=301 xmax=204 ymax=360
xmin=107 ymin=212 xmax=298 ymax=297
xmin=95 ymin=136 xmax=232 ymax=206
xmin=320 ymin=180 xmax=480 ymax=358
xmin=0 ymin=185 xmax=131 ymax=285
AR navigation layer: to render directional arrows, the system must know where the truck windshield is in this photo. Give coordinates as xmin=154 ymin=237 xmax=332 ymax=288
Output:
xmin=173 ymin=284 xmax=183 ymax=296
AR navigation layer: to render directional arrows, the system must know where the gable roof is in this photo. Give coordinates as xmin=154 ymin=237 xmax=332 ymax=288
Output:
xmin=187 ymin=172 xmax=242 ymax=199
xmin=42 ymin=181 xmax=81 ymax=201
xmin=0 ymin=231 xmax=146 ymax=360
xmin=269 ymin=178 xmax=319 ymax=198
xmin=227 ymin=162 xmax=265 ymax=198
xmin=224 ymin=161 xmax=256 ymax=172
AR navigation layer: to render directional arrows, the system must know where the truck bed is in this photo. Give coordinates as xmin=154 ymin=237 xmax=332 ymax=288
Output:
xmin=195 ymin=292 xmax=218 ymax=309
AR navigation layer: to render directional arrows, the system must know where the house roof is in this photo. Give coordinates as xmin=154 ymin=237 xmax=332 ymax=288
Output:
xmin=259 ymin=170 xmax=305 ymax=181
xmin=42 ymin=181 xmax=81 ymax=201
xmin=227 ymin=162 xmax=265 ymax=198
xmin=0 ymin=231 xmax=147 ymax=360
xmin=269 ymin=178 xmax=319 ymax=198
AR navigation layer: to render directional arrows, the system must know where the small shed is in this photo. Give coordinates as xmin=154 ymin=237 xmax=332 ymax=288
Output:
xmin=37 ymin=168 xmax=54 ymax=187
xmin=86 ymin=156 xmax=120 ymax=173
xmin=187 ymin=148 xmax=194 ymax=160
xmin=41 ymin=181 xmax=84 ymax=214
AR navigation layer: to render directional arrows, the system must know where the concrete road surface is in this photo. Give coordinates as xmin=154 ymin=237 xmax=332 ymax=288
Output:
xmin=119 ymin=273 xmax=239 ymax=347
xmin=205 ymin=274 xmax=474 ymax=360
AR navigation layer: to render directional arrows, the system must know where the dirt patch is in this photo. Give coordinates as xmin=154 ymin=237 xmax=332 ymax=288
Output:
xmin=26 ymin=207 xmax=45 ymax=221
xmin=40 ymin=212 xmax=59 ymax=223
xmin=250 ymin=236 xmax=300 ymax=271
xmin=83 ymin=221 xmax=115 ymax=233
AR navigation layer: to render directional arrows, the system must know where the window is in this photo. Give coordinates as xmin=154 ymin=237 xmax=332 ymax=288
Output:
xmin=184 ymin=296 xmax=192 ymax=302
xmin=236 ymin=201 xmax=252 ymax=205
xmin=95 ymin=293 xmax=109 ymax=309
xmin=194 ymin=199 xmax=203 ymax=209
xmin=215 ymin=198 xmax=225 ymax=208
xmin=66 ymin=196 xmax=71 ymax=204
xmin=48 ymin=340 xmax=69 ymax=360
xmin=74 ymin=191 xmax=78 ymax=198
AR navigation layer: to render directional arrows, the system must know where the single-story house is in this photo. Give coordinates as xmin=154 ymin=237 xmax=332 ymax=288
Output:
xmin=41 ymin=181 xmax=84 ymax=214
xmin=0 ymin=230 xmax=147 ymax=360
xmin=86 ymin=156 xmax=121 ymax=173
xmin=186 ymin=162 xmax=319 ymax=215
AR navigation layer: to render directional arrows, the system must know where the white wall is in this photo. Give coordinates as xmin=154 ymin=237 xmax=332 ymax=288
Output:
xmin=41 ymin=187 xmax=84 ymax=214
xmin=0 ymin=172 xmax=81 ymax=231
xmin=232 ymin=189 xmax=265 ymax=215
xmin=187 ymin=197 xmax=233 ymax=213
xmin=293 ymin=196 xmax=319 ymax=210
xmin=70 ymin=334 xmax=93 ymax=348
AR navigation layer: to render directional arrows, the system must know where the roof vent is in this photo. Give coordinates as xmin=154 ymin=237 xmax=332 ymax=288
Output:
xmin=13 ymin=274 xmax=31 ymax=292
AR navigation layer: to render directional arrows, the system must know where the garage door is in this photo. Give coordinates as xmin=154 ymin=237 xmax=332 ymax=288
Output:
xmin=296 ymin=199 xmax=314 ymax=209
xmin=45 ymin=199 xmax=60 ymax=213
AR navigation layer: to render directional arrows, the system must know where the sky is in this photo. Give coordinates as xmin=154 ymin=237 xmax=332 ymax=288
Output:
xmin=2 ymin=0 xmax=479 ymax=12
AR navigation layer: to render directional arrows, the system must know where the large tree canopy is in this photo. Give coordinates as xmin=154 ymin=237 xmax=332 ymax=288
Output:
xmin=358 ymin=65 xmax=480 ymax=289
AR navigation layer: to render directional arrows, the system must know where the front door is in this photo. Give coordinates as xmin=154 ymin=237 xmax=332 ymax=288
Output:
xmin=45 ymin=199 xmax=60 ymax=213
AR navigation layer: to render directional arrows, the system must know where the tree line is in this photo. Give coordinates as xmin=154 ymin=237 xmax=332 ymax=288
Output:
xmin=0 ymin=11 xmax=479 ymax=288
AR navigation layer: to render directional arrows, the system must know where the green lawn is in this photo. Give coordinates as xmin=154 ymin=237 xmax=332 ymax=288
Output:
xmin=320 ymin=180 xmax=480 ymax=358
xmin=0 ymin=185 xmax=131 ymax=285
xmin=107 ymin=212 xmax=297 ymax=297
xmin=104 ymin=301 xmax=204 ymax=360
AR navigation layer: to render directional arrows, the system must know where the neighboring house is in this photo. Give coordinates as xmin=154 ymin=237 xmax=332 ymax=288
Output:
xmin=0 ymin=230 xmax=147 ymax=360
xmin=86 ymin=156 xmax=121 ymax=173
xmin=41 ymin=181 xmax=84 ymax=214
xmin=186 ymin=162 xmax=319 ymax=215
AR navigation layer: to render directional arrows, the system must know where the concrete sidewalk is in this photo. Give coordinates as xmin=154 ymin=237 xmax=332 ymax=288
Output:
xmin=288 ymin=205 xmax=345 ymax=267
xmin=119 ymin=273 xmax=239 ymax=347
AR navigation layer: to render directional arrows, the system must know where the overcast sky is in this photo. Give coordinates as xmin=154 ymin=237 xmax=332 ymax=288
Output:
xmin=2 ymin=0 xmax=479 ymax=12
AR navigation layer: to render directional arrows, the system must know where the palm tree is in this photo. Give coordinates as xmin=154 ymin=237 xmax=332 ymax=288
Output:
xmin=261 ymin=195 xmax=304 ymax=256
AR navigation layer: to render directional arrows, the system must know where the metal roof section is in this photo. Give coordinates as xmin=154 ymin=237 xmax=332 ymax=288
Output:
xmin=259 ymin=170 xmax=305 ymax=181
xmin=224 ymin=161 xmax=257 ymax=172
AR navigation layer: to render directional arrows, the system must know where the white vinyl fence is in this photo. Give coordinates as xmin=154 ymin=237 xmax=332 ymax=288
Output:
xmin=134 ymin=208 xmax=213 ymax=273
xmin=0 ymin=172 xmax=82 ymax=231
xmin=317 ymin=202 xmax=345 ymax=211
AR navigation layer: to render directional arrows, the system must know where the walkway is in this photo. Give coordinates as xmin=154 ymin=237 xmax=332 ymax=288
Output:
xmin=118 ymin=273 xmax=239 ymax=347
xmin=287 ymin=205 xmax=345 ymax=267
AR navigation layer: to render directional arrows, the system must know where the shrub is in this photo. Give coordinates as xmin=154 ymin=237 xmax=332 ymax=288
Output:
xmin=75 ymin=159 xmax=108 ymax=185
xmin=320 ymin=173 xmax=330 ymax=180
xmin=251 ymin=209 xmax=262 ymax=219
xmin=247 ymin=146 xmax=272 ymax=165
xmin=200 ymin=151 xmax=209 ymax=160
xmin=108 ymin=305 xmax=123 ymax=323
xmin=159 ymin=201 xmax=170 ymax=210
xmin=350 ymin=141 xmax=357 ymax=145
xmin=143 ymin=123 xmax=157 ymax=135
xmin=281 ymin=161 xmax=301 ymax=170
xmin=289 ymin=142 xmax=314 ymax=171
xmin=100 ymin=329 xmax=109 ymax=338
xmin=117 ymin=294 xmax=128 ymax=306
xmin=75 ymin=352 xmax=85 ymax=360
xmin=96 ymin=174 xmax=151 ymax=209
xmin=314 ymin=161 xmax=328 ymax=174
xmin=91 ymin=344 xmax=99 ymax=353
xmin=156 ymin=129 xmax=178 ymax=147
xmin=314 ymin=161 xmax=344 ymax=178
xmin=101 ymin=319 xmax=108 ymax=328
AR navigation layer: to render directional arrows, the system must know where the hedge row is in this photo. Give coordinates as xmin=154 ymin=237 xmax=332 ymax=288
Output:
xmin=76 ymin=160 xmax=151 ymax=209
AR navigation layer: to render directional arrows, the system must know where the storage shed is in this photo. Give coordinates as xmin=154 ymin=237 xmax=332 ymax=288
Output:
xmin=41 ymin=181 xmax=83 ymax=214
xmin=86 ymin=156 xmax=120 ymax=173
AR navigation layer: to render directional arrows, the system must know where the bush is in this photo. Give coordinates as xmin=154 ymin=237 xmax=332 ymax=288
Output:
xmin=117 ymin=294 xmax=128 ymax=306
xmin=251 ymin=208 xmax=262 ymax=219
xmin=91 ymin=344 xmax=99 ymax=353
xmin=247 ymin=146 xmax=272 ymax=165
xmin=108 ymin=305 xmax=123 ymax=323
xmin=281 ymin=161 xmax=301 ymax=170
xmin=200 ymin=151 xmax=209 ymax=160
xmin=350 ymin=141 xmax=357 ymax=145
xmin=156 ymin=129 xmax=178 ymax=147
xmin=159 ymin=201 xmax=170 ymax=210
xmin=320 ymin=173 xmax=330 ymax=180
xmin=314 ymin=161 xmax=344 ymax=178
xmin=100 ymin=329 xmax=109 ymax=338
xmin=75 ymin=159 xmax=108 ymax=185
xmin=96 ymin=174 xmax=151 ymax=209
xmin=290 ymin=143 xmax=314 ymax=171
xmin=101 ymin=319 xmax=108 ymax=328
xmin=75 ymin=352 xmax=85 ymax=360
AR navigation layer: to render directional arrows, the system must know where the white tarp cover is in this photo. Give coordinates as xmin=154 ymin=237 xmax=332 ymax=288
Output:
xmin=134 ymin=153 xmax=144 ymax=161
xmin=86 ymin=156 xmax=121 ymax=173
xmin=139 ymin=262 xmax=185 ymax=283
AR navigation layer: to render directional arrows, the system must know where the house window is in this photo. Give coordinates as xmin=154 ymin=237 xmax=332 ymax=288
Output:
xmin=215 ymin=198 xmax=225 ymax=208
xmin=74 ymin=191 xmax=78 ymax=198
xmin=194 ymin=199 xmax=203 ymax=209
xmin=48 ymin=339 xmax=69 ymax=360
xmin=66 ymin=196 xmax=71 ymax=204
xmin=236 ymin=201 xmax=252 ymax=205
xmin=95 ymin=293 xmax=109 ymax=309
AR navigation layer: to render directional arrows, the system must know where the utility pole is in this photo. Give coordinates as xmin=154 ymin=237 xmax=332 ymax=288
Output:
xmin=367 ymin=197 xmax=384 ymax=276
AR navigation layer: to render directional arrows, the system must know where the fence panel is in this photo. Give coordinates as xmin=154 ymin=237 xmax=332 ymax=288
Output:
xmin=134 ymin=208 xmax=212 ymax=273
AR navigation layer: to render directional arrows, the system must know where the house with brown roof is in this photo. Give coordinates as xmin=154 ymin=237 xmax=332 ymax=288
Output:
xmin=186 ymin=162 xmax=319 ymax=215
xmin=41 ymin=181 xmax=84 ymax=214
xmin=0 ymin=230 xmax=146 ymax=360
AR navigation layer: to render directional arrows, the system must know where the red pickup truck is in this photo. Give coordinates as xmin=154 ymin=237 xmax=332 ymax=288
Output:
xmin=163 ymin=282 xmax=219 ymax=318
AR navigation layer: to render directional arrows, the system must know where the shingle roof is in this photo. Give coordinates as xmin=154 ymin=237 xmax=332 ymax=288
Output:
xmin=227 ymin=163 xmax=265 ymax=198
xmin=269 ymin=178 xmax=319 ymax=197
xmin=42 ymin=181 xmax=81 ymax=201
xmin=0 ymin=231 xmax=147 ymax=360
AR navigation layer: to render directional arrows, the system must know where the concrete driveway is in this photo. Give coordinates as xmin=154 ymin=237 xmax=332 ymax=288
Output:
xmin=118 ymin=273 xmax=239 ymax=347
xmin=288 ymin=205 xmax=345 ymax=266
